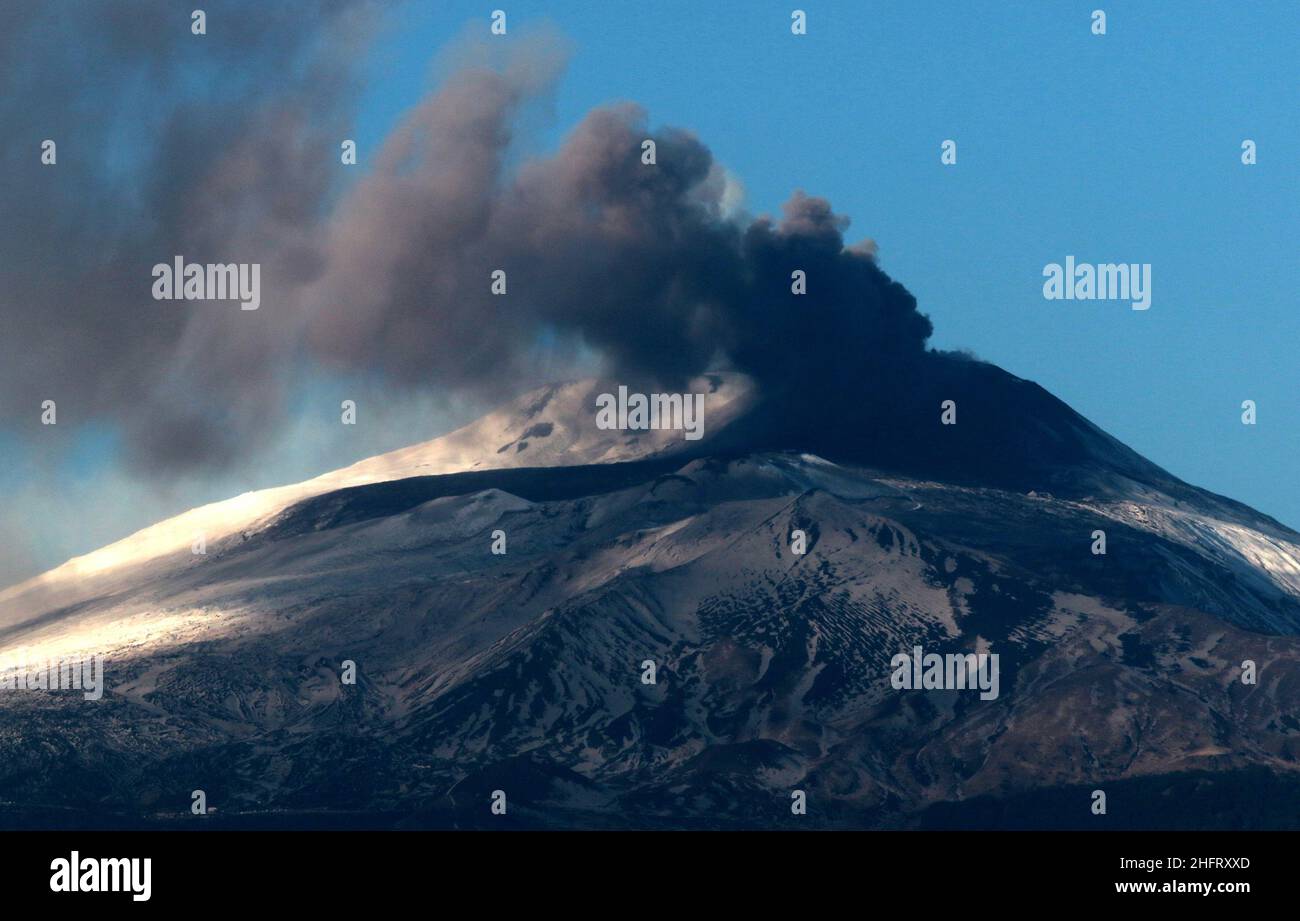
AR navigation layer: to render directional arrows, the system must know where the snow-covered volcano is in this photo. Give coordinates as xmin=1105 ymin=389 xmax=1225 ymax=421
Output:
xmin=1 ymin=365 xmax=1298 ymax=829
xmin=0 ymin=374 xmax=755 ymax=627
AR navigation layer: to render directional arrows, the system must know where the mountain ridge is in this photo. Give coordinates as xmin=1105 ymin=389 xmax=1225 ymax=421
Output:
xmin=1 ymin=360 xmax=1298 ymax=829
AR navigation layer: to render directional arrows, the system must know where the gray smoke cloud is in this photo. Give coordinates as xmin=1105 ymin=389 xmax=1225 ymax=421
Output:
xmin=1 ymin=3 xmax=934 ymax=477
xmin=0 ymin=1 xmax=382 ymax=470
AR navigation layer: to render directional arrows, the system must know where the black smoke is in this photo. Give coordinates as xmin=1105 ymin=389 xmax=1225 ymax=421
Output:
xmin=301 ymin=83 xmax=936 ymax=401
xmin=1 ymin=5 xmax=943 ymax=476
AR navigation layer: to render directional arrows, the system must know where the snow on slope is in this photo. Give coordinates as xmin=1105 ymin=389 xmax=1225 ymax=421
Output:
xmin=1094 ymin=499 xmax=1300 ymax=599
xmin=0 ymin=373 xmax=755 ymax=624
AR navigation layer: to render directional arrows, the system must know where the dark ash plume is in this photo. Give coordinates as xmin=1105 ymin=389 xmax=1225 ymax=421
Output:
xmin=2 ymin=12 xmax=936 ymax=474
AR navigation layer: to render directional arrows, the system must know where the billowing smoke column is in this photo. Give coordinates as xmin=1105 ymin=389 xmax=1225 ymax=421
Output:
xmin=305 ymin=64 xmax=935 ymax=400
xmin=0 ymin=4 xmax=936 ymax=476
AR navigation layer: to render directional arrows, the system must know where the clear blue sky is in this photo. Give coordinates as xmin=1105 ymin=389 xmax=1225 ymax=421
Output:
xmin=2 ymin=1 xmax=1296 ymax=585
